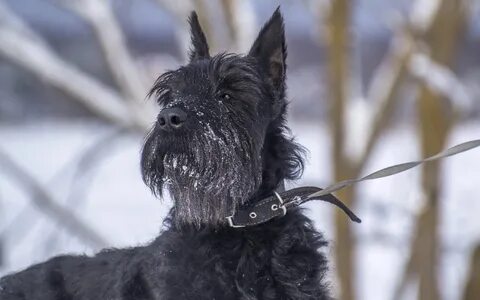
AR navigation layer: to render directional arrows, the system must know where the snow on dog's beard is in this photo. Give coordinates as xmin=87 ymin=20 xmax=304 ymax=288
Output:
xmin=159 ymin=123 xmax=262 ymax=227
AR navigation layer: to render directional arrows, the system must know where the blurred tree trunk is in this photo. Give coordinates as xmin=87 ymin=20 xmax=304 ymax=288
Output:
xmin=324 ymin=0 xmax=356 ymax=299
xmin=403 ymin=1 xmax=466 ymax=300
xmin=415 ymin=91 xmax=449 ymax=300
xmin=323 ymin=1 xmax=415 ymax=298
xmin=463 ymin=245 xmax=480 ymax=300
xmin=417 ymin=1 xmax=466 ymax=299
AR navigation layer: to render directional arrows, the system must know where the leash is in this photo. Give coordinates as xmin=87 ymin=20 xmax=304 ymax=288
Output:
xmin=227 ymin=139 xmax=480 ymax=228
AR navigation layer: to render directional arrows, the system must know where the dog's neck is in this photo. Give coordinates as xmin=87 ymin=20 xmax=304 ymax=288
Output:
xmin=247 ymin=127 xmax=299 ymax=205
xmin=248 ymin=117 xmax=303 ymax=204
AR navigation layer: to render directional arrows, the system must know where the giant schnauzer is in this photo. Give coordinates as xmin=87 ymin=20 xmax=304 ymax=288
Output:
xmin=0 ymin=9 xmax=359 ymax=299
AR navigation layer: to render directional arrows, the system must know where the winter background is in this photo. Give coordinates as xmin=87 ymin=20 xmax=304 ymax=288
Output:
xmin=0 ymin=1 xmax=479 ymax=300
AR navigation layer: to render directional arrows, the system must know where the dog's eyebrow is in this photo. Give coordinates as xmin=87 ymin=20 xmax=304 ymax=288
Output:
xmin=148 ymin=71 xmax=176 ymax=97
xmin=209 ymin=54 xmax=256 ymax=80
xmin=213 ymin=65 xmax=261 ymax=96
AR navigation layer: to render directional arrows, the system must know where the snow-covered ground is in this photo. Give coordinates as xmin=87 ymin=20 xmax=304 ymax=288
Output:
xmin=0 ymin=120 xmax=479 ymax=300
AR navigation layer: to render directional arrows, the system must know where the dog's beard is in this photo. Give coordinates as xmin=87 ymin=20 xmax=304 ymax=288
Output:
xmin=142 ymin=122 xmax=263 ymax=227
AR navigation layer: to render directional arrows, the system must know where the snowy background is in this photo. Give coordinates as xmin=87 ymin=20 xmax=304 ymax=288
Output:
xmin=0 ymin=1 xmax=479 ymax=300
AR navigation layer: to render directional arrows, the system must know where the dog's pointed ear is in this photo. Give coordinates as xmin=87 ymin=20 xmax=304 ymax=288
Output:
xmin=188 ymin=11 xmax=210 ymax=62
xmin=248 ymin=8 xmax=286 ymax=93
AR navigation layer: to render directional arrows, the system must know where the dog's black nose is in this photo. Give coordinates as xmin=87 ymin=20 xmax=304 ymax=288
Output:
xmin=157 ymin=108 xmax=187 ymax=131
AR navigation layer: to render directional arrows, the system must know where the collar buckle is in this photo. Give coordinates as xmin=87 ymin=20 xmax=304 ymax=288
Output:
xmin=226 ymin=215 xmax=245 ymax=228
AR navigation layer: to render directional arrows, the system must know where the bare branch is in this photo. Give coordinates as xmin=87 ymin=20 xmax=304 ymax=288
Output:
xmin=155 ymin=0 xmax=193 ymax=22
xmin=0 ymin=148 xmax=108 ymax=249
xmin=154 ymin=0 xmax=192 ymax=59
xmin=0 ymin=3 xmax=149 ymax=131
xmin=155 ymin=0 xmax=217 ymax=52
xmin=352 ymin=0 xmax=444 ymax=174
xmin=409 ymin=0 xmax=442 ymax=33
xmin=352 ymin=31 xmax=414 ymax=173
xmin=220 ymin=0 xmax=257 ymax=52
xmin=56 ymin=0 xmax=150 ymax=104
xmin=409 ymin=52 xmax=472 ymax=112
xmin=0 ymin=2 xmax=48 ymax=48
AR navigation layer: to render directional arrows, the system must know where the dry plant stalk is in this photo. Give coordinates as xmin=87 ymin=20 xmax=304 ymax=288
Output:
xmin=321 ymin=0 xmax=469 ymax=298
xmin=324 ymin=0 xmax=354 ymax=298
xmin=393 ymin=1 xmax=467 ymax=299
xmin=323 ymin=1 xmax=412 ymax=299
xmin=414 ymin=2 xmax=465 ymax=300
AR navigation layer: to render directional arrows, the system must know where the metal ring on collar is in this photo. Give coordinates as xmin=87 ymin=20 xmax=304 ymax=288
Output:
xmin=273 ymin=192 xmax=287 ymax=216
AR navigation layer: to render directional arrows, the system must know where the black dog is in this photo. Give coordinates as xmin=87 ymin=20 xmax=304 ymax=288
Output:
xmin=0 ymin=9 xmax=354 ymax=299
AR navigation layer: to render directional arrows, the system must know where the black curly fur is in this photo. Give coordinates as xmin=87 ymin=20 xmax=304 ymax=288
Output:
xmin=0 ymin=8 xmax=332 ymax=299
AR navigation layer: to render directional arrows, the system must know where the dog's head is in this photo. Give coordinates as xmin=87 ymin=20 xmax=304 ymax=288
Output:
xmin=141 ymin=9 xmax=304 ymax=227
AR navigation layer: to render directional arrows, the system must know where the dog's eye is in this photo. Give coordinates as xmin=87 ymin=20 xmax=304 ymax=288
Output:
xmin=220 ymin=93 xmax=231 ymax=101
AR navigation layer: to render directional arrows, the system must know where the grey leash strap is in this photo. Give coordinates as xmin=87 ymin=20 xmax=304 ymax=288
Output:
xmin=227 ymin=139 xmax=480 ymax=228
xmin=307 ymin=139 xmax=480 ymax=199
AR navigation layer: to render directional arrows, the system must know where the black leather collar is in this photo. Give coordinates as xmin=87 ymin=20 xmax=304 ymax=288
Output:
xmin=226 ymin=186 xmax=361 ymax=228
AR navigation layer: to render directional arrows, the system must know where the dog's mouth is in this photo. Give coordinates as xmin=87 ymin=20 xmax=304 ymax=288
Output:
xmin=141 ymin=118 xmax=263 ymax=227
